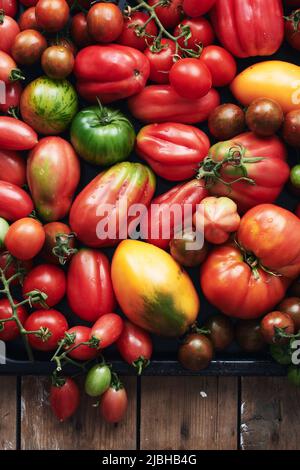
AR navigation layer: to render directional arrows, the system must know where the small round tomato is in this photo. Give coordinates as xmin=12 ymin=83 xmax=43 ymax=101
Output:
xmin=85 ymin=364 xmax=111 ymax=397
xmin=169 ymin=58 xmax=212 ymax=99
xmin=283 ymin=110 xmax=300 ymax=147
xmin=0 ymin=13 xmax=20 ymax=54
xmin=87 ymin=2 xmax=123 ymax=44
xmin=0 ymin=298 xmax=27 ymax=342
xmin=117 ymin=12 xmax=157 ymax=51
xmin=0 ymin=0 xmax=18 ymax=17
xmin=204 ymin=314 xmax=234 ymax=351
xmin=200 ymin=45 xmax=236 ymax=87
xmin=169 ymin=231 xmax=209 ymax=267
xmin=178 ymin=333 xmax=213 ymax=371
xmin=50 ymin=377 xmax=80 ymax=422
xmin=144 ymin=38 xmax=176 ymax=84
xmin=278 ymin=297 xmax=300 ymax=330
xmin=90 ymin=313 xmax=124 ymax=350
xmin=0 ymin=81 xmax=22 ymax=115
xmin=260 ymin=311 xmax=295 ymax=345
xmin=71 ymin=12 xmax=92 ymax=48
xmin=290 ymin=165 xmax=300 ymax=190
xmin=35 ymin=0 xmax=69 ymax=33
xmin=100 ymin=385 xmax=128 ymax=424
xmin=245 ymin=98 xmax=284 ymax=137
xmin=0 ymin=217 xmax=9 ymax=248
xmin=22 ymin=264 xmax=66 ymax=308
xmin=174 ymin=17 xmax=214 ymax=51
xmin=11 ymin=29 xmax=47 ymax=65
xmin=25 ymin=309 xmax=68 ymax=351
xmin=5 ymin=218 xmax=45 ymax=261
xmin=19 ymin=7 xmax=41 ymax=31
xmin=235 ymin=319 xmax=265 ymax=352
xmin=41 ymin=46 xmax=74 ymax=79
xmin=42 ymin=222 xmax=76 ymax=265
xmin=117 ymin=321 xmax=153 ymax=375
xmin=148 ymin=0 xmax=183 ymax=29
xmin=208 ymin=103 xmax=245 ymax=140
xmin=285 ymin=9 xmax=300 ymax=51
xmin=183 ymin=0 xmax=216 ymax=17
xmin=64 ymin=326 xmax=98 ymax=361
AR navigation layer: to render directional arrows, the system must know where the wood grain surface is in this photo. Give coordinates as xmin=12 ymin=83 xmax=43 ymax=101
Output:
xmin=0 ymin=377 xmax=17 ymax=450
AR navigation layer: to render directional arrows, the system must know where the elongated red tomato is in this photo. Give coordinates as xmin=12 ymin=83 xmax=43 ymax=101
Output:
xmin=0 ymin=117 xmax=38 ymax=150
xmin=100 ymin=386 xmax=128 ymax=424
xmin=90 ymin=313 xmax=124 ymax=349
xmin=5 ymin=217 xmax=45 ymax=260
xmin=117 ymin=321 xmax=153 ymax=374
xmin=0 ymin=81 xmax=22 ymax=114
xmin=128 ymin=85 xmax=220 ymax=124
xmin=141 ymin=179 xmax=208 ymax=250
xmin=0 ymin=14 xmax=20 ymax=54
xmin=0 ymin=50 xmax=23 ymax=83
xmin=0 ymin=181 xmax=33 ymax=221
xmin=0 ymin=150 xmax=26 ymax=187
xmin=0 ymin=298 xmax=27 ymax=341
xmin=211 ymin=0 xmax=284 ymax=58
xmin=64 ymin=326 xmax=98 ymax=361
xmin=50 ymin=378 xmax=80 ymax=422
xmin=136 ymin=123 xmax=210 ymax=181
xmin=67 ymin=249 xmax=116 ymax=322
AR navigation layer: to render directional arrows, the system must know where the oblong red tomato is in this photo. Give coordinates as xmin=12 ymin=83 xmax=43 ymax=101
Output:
xmin=67 ymin=249 xmax=116 ymax=322
xmin=141 ymin=179 xmax=208 ymax=250
xmin=69 ymin=162 xmax=156 ymax=248
xmin=27 ymin=137 xmax=80 ymax=222
xmin=0 ymin=150 xmax=26 ymax=186
xmin=0 ymin=181 xmax=33 ymax=221
xmin=128 ymin=85 xmax=220 ymax=124
xmin=136 ymin=123 xmax=210 ymax=181
xmin=64 ymin=326 xmax=98 ymax=361
xmin=200 ymin=244 xmax=289 ymax=319
xmin=0 ymin=50 xmax=23 ymax=83
xmin=0 ymin=117 xmax=38 ymax=150
xmin=0 ymin=81 xmax=22 ymax=114
xmin=50 ymin=377 xmax=80 ymax=422
xmin=90 ymin=313 xmax=124 ymax=349
xmin=74 ymin=44 xmax=150 ymax=103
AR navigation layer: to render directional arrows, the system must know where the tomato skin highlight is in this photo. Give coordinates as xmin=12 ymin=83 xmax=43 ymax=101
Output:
xmin=0 ymin=182 xmax=33 ymax=222
xmin=5 ymin=218 xmax=45 ymax=261
xmin=50 ymin=378 xmax=80 ymax=422
xmin=22 ymin=264 xmax=66 ymax=308
xmin=0 ymin=81 xmax=22 ymax=114
xmin=117 ymin=321 xmax=152 ymax=370
xmin=0 ymin=116 xmax=38 ymax=150
xmin=100 ymin=386 xmax=128 ymax=424
xmin=90 ymin=314 xmax=124 ymax=349
xmin=0 ymin=150 xmax=26 ymax=187
xmin=0 ymin=298 xmax=27 ymax=342
xmin=25 ymin=309 xmax=68 ymax=351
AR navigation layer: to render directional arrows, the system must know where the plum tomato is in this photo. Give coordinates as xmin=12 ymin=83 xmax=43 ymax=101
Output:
xmin=64 ymin=325 xmax=98 ymax=361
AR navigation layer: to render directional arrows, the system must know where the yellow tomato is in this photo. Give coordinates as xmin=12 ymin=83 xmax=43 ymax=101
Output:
xmin=111 ymin=240 xmax=200 ymax=337
xmin=231 ymin=61 xmax=300 ymax=113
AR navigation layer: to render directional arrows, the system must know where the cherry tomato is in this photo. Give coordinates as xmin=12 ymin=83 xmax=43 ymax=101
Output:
xmin=183 ymin=0 xmax=216 ymax=17
xmin=169 ymin=230 xmax=209 ymax=267
xmin=148 ymin=0 xmax=183 ymax=29
xmin=42 ymin=222 xmax=76 ymax=265
xmin=174 ymin=17 xmax=215 ymax=51
xmin=0 ymin=50 xmax=23 ymax=83
xmin=208 ymin=103 xmax=245 ymax=140
xmin=100 ymin=384 xmax=128 ymax=424
xmin=0 ymin=0 xmax=17 ymax=17
xmin=0 ymin=251 xmax=32 ymax=286
xmin=117 ymin=12 xmax=157 ymax=51
xmin=25 ymin=309 xmax=68 ymax=351
xmin=64 ymin=326 xmax=98 ymax=361
xmin=71 ymin=12 xmax=92 ymax=48
xmin=117 ymin=321 xmax=153 ymax=375
xmin=290 ymin=164 xmax=300 ymax=191
xmin=235 ymin=319 xmax=265 ymax=352
xmin=11 ymin=29 xmax=47 ymax=65
xmin=50 ymin=377 xmax=80 ymax=422
xmin=144 ymin=38 xmax=176 ymax=84
xmin=277 ymin=297 xmax=300 ymax=330
xmin=283 ymin=110 xmax=300 ymax=147
xmin=19 ymin=7 xmax=41 ymax=31
xmin=0 ymin=13 xmax=20 ymax=54
xmin=22 ymin=264 xmax=66 ymax=308
xmin=204 ymin=314 xmax=234 ymax=351
xmin=169 ymin=58 xmax=212 ymax=99
xmin=285 ymin=9 xmax=300 ymax=51
xmin=260 ymin=311 xmax=295 ymax=345
xmin=178 ymin=333 xmax=213 ymax=371
xmin=5 ymin=218 xmax=45 ymax=261
xmin=200 ymin=45 xmax=237 ymax=87
xmin=0 ymin=298 xmax=27 ymax=342
xmin=0 ymin=81 xmax=22 ymax=115
xmin=85 ymin=364 xmax=111 ymax=397
xmin=87 ymin=2 xmax=123 ymax=44
xmin=35 ymin=0 xmax=69 ymax=33
xmin=245 ymin=98 xmax=284 ymax=137
xmin=90 ymin=313 xmax=124 ymax=349
xmin=41 ymin=46 xmax=74 ymax=79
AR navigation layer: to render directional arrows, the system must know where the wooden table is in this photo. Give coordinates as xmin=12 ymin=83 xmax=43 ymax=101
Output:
xmin=1 ymin=375 xmax=300 ymax=450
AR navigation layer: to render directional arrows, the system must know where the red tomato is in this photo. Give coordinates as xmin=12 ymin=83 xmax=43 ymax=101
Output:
xmin=90 ymin=313 xmax=124 ymax=349
xmin=42 ymin=222 xmax=76 ymax=265
xmin=285 ymin=9 xmax=300 ymax=50
xmin=0 ymin=14 xmax=20 ymax=54
xmin=174 ymin=17 xmax=215 ymax=51
xmin=35 ymin=0 xmax=69 ymax=32
xmin=100 ymin=386 xmax=128 ymax=424
xmin=200 ymin=45 xmax=237 ymax=87
xmin=87 ymin=3 xmax=123 ymax=44
xmin=117 ymin=321 xmax=153 ymax=374
xmin=169 ymin=58 xmax=212 ymax=99
xmin=148 ymin=0 xmax=183 ymax=29
xmin=0 ymin=298 xmax=27 ymax=341
xmin=0 ymin=181 xmax=33 ymax=222
xmin=11 ymin=29 xmax=47 ymax=65
xmin=67 ymin=249 xmax=116 ymax=322
xmin=25 ymin=309 xmax=68 ymax=351
xmin=0 ymin=251 xmax=32 ymax=285
xmin=117 ymin=12 xmax=157 ymax=51
xmin=0 ymin=50 xmax=23 ymax=83
xmin=0 ymin=81 xmax=22 ymax=114
xmin=0 ymin=150 xmax=26 ymax=187
xmin=261 ymin=311 xmax=295 ymax=344
xmin=183 ymin=0 xmax=216 ymax=16
xmin=5 ymin=217 xmax=45 ymax=261
xmin=64 ymin=326 xmax=98 ymax=361
xmin=22 ymin=264 xmax=66 ymax=308
xmin=0 ymin=0 xmax=17 ymax=17
xmin=19 ymin=7 xmax=40 ymax=31
xmin=71 ymin=12 xmax=92 ymax=48
xmin=0 ymin=116 xmax=38 ymax=150
xmin=296 ymin=204 xmax=300 ymax=218
xmin=50 ymin=377 xmax=80 ymax=422
xmin=144 ymin=38 xmax=176 ymax=84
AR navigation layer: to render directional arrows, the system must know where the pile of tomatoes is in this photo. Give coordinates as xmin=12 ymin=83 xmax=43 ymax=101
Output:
xmin=1 ymin=0 xmax=300 ymax=424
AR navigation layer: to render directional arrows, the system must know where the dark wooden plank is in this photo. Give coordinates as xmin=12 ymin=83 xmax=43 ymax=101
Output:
xmin=0 ymin=376 xmax=17 ymax=450
xmin=241 ymin=377 xmax=300 ymax=450
xmin=140 ymin=377 xmax=238 ymax=450
xmin=21 ymin=376 xmax=137 ymax=450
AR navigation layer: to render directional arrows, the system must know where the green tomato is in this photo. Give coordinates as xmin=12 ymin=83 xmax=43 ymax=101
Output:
xmin=0 ymin=218 xmax=9 ymax=248
xmin=20 ymin=76 xmax=78 ymax=135
xmin=70 ymin=106 xmax=136 ymax=166
xmin=85 ymin=364 xmax=111 ymax=397
xmin=290 ymin=164 xmax=300 ymax=190
xmin=288 ymin=366 xmax=300 ymax=386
